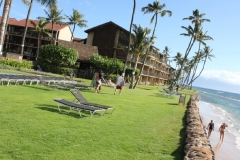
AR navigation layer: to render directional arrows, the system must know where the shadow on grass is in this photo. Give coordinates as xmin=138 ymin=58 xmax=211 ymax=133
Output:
xmin=170 ymin=109 xmax=187 ymax=160
xmin=136 ymin=87 xmax=152 ymax=90
xmin=35 ymin=104 xmax=87 ymax=118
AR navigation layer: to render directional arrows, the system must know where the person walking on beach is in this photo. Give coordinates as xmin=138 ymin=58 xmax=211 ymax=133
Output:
xmin=219 ymin=122 xmax=228 ymax=141
xmin=207 ymin=120 xmax=214 ymax=138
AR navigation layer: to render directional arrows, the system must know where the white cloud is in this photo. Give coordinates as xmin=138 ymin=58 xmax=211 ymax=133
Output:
xmin=200 ymin=70 xmax=240 ymax=86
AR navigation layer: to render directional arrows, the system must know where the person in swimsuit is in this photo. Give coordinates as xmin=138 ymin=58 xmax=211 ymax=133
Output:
xmin=207 ymin=120 xmax=214 ymax=138
xmin=219 ymin=123 xmax=228 ymax=141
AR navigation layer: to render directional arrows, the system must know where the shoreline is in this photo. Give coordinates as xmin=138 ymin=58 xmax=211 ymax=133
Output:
xmin=198 ymin=101 xmax=240 ymax=160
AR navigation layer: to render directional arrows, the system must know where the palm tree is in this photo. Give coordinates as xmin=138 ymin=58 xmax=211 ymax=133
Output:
xmin=183 ymin=9 xmax=210 ymax=25
xmin=122 ymin=0 xmax=136 ymax=76
xmin=39 ymin=5 xmax=64 ymax=41
xmin=162 ymin=46 xmax=171 ymax=57
xmin=129 ymin=24 xmax=155 ymax=89
xmin=142 ymin=0 xmax=172 ymax=38
xmin=0 ymin=0 xmax=12 ymax=54
xmin=30 ymin=18 xmax=51 ymax=57
xmin=65 ymin=9 xmax=87 ymax=41
xmin=173 ymin=52 xmax=182 ymax=70
xmin=174 ymin=9 xmax=210 ymax=84
xmin=188 ymin=46 xmax=215 ymax=86
xmin=135 ymin=0 xmax=172 ymax=87
xmin=20 ymin=0 xmax=58 ymax=56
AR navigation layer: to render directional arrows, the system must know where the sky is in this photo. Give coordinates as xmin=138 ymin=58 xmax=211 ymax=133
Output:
xmin=1 ymin=0 xmax=240 ymax=93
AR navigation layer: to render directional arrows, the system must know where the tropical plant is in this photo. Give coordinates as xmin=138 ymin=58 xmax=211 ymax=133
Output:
xmin=20 ymin=0 xmax=58 ymax=56
xmin=39 ymin=44 xmax=78 ymax=67
xmin=89 ymin=54 xmax=124 ymax=74
xmin=174 ymin=9 xmax=210 ymax=85
xmin=0 ymin=0 xmax=12 ymax=54
xmin=39 ymin=5 xmax=64 ymax=40
xmin=122 ymin=0 xmax=136 ymax=76
xmin=141 ymin=0 xmax=172 ymax=37
xmin=188 ymin=46 xmax=215 ymax=87
xmin=65 ymin=9 xmax=87 ymax=41
xmin=30 ymin=18 xmax=51 ymax=57
xmin=129 ymin=24 xmax=155 ymax=89
xmin=135 ymin=0 xmax=172 ymax=88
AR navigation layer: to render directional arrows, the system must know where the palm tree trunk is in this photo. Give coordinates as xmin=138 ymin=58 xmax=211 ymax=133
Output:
xmin=0 ymin=0 xmax=12 ymax=54
xmin=123 ymin=0 xmax=136 ymax=76
xmin=133 ymin=55 xmax=146 ymax=89
xmin=129 ymin=55 xmax=139 ymax=89
xmin=71 ymin=24 xmax=76 ymax=41
xmin=152 ymin=14 xmax=158 ymax=38
xmin=188 ymin=57 xmax=207 ymax=85
xmin=51 ymin=22 xmax=54 ymax=40
xmin=37 ymin=33 xmax=41 ymax=57
xmin=175 ymin=38 xmax=195 ymax=84
xmin=21 ymin=0 xmax=33 ymax=56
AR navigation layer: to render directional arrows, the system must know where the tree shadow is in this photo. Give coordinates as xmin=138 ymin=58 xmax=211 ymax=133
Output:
xmin=170 ymin=109 xmax=187 ymax=160
xmin=35 ymin=104 xmax=87 ymax=118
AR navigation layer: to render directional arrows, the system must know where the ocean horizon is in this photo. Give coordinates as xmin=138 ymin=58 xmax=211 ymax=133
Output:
xmin=193 ymin=86 xmax=240 ymax=151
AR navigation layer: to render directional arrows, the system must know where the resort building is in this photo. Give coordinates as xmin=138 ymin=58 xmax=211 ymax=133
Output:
xmin=84 ymin=21 xmax=173 ymax=85
xmin=1 ymin=17 xmax=72 ymax=61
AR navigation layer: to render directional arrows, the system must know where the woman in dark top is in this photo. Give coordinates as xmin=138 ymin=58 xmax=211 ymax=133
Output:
xmin=207 ymin=120 xmax=214 ymax=139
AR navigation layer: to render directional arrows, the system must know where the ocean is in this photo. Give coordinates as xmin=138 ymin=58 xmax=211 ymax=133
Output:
xmin=193 ymin=86 xmax=240 ymax=150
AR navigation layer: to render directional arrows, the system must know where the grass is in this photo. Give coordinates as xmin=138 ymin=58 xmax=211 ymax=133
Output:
xmin=0 ymin=72 xmax=194 ymax=160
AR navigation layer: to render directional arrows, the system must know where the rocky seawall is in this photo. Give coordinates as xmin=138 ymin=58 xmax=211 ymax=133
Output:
xmin=184 ymin=94 xmax=214 ymax=160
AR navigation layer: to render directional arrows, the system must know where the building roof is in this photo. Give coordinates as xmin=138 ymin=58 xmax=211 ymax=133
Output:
xmin=0 ymin=17 xmax=69 ymax=31
xmin=84 ymin=21 xmax=129 ymax=33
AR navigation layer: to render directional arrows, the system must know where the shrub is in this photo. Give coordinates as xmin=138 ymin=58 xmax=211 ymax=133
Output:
xmin=40 ymin=44 xmax=78 ymax=67
xmin=89 ymin=54 xmax=124 ymax=74
xmin=0 ymin=57 xmax=33 ymax=69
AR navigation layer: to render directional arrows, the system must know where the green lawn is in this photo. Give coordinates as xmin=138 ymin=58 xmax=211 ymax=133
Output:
xmin=0 ymin=74 xmax=193 ymax=160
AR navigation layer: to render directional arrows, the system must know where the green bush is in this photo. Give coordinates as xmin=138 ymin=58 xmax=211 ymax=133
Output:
xmin=40 ymin=44 xmax=78 ymax=67
xmin=89 ymin=54 xmax=124 ymax=74
xmin=0 ymin=57 xmax=33 ymax=69
xmin=104 ymin=74 xmax=118 ymax=83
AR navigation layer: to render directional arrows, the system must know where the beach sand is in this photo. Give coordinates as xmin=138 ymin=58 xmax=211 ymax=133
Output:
xmin=198 ymin=101 xmax=240 ymax=160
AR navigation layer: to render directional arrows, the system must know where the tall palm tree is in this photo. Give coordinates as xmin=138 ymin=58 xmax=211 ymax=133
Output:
xmin=135 ymin=0 xmax=172 ymax=87
xmin=20 ymin=0 xmax=58 ymax=56
xmin=129 ymin=24 xmax=155 ymax=89
xmin=174 ymin=9 xmax=210 ymax=84
xmin=30 ymin=18 xmax=51 ymax=57
xmin=0 ymin=0 xmax=12 ymax=54
xmin=142 ymin=0 xmax=172 ymax=38
xmin=123 ymin=0 xmax=136 ymax=76
xmin=39 ymin=5 xmax=64 ymax=40
xmin=65 ymin=9 xmax=87 ymax=41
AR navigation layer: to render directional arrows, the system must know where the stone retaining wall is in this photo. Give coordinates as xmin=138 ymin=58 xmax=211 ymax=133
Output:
xmin=184 ymin=93 xmax=215 ymax=160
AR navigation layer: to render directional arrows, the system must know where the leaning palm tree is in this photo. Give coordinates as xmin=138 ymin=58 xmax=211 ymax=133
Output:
xmin=20 ymin=0 xmax=58 ymax=56
xmin=0 ymin=0 xmax=12 ymax=54
xmin=188 ymin=46 xmax=215 ymax=87
xmin=174 ymin=9 xmax=210 ymax=84
xmin=129 ymin=24 xmax=155 ymax=89
xmin=136 ymin=0 xmax=172 ymax=86
xmin=122 ymin=0 xmax=136 ymax=77
xmin=30 ymin=18 xmax=51 ymax=57
xmin=39 ymin=5 xmax=64 ymax=41
xmin=65 ymin=9 xmax=87 ymax=41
